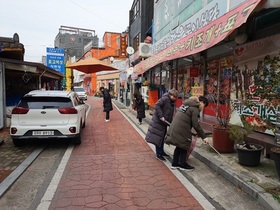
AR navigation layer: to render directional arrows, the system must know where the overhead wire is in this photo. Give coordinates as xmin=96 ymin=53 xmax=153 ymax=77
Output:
xmin=67 ymin=0 xmax=127 ymax=30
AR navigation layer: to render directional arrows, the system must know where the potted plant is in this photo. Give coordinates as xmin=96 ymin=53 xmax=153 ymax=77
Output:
xmin=229 ymin=122 xmax=264 ymax=166
xmin=271 ymin=147 xmax=280 ymax=180
xmin=211 ymin=96 xmax=235 ymax=153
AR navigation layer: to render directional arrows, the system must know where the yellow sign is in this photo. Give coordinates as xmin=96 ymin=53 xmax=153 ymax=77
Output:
xmin=192 ymin=87 xmax=204 ymax=96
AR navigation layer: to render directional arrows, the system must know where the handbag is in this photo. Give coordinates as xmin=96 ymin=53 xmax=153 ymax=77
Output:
xmin=131 ymin=103 xmax=137 ymax=110
xmin=186 ymin=136 xmax=197 ymax=159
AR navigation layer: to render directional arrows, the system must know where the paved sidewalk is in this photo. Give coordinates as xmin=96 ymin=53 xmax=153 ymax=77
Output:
xmin=45 ymin=97 xmax=212 ymax=210
xmin=114 ymin=100 xmax=280 ymax=210
xmin=0 ymin=129 xmax=36 ymax=183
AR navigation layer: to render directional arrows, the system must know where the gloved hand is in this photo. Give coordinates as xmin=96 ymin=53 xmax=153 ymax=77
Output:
xmin=160 ymin=117 xmax=165 ymax=122
xmin=202 ymin=138 xmax=209 ymax=144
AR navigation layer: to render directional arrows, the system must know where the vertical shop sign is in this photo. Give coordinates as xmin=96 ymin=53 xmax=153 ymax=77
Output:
xmin=0 ymin=62 xmax=4 ymax=129
xmin=120 ymin=33 xmax=127 ymax=58
xmin=46 ymin=47 xmax=65 ymax=74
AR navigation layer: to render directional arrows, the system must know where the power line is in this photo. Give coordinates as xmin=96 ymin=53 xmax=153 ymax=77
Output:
xmin=67 ymin=0 xmax=126 ymax=29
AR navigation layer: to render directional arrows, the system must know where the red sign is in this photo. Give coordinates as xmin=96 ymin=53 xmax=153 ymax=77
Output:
xmin=120 ymin=34 xmax=127 ymax=58
xmin=190 ymin=67 xmax=199 ymax=77
xmin=134 ymin=0 xmax=261 ymax=75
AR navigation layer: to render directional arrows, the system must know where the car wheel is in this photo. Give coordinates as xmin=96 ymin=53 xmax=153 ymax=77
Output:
xmin=72 ymin=134 xmax=81 ymax=145
xmin=72 ymin=123 xmax=82 ymax=145
xmin=82 ymin=116 xmax=86 ymax=128
xmin=13 ymin=139 xmax=25 ymax=146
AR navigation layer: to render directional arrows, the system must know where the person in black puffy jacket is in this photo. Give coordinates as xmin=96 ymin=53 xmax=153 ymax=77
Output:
xmin=100 ymin=86 xmax=113 ymax=122
xmin=133 ymin=92 xmax=146 ymax=125
xmin=145 ymin=89 xmax=178 ymax=161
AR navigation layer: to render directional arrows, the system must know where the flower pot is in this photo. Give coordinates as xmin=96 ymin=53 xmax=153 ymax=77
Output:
xmin=236 ymin=144 xmax=264 ymax=166
xmin=271 ymin=147 xmax=280 ymax=181
xmin=212 ymin=126 xmax=234 ymax=153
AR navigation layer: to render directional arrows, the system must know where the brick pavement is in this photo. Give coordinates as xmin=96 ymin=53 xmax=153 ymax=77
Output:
xmin=0 ymin=129 xmax=35 ymax=182
xmin=48 ymin=97 xmax=204 ymax=210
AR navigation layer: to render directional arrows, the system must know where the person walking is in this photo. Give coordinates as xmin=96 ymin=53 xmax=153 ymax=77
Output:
xmin=165 ymin=96 xmax=209 ymax=171
xmin=133 ymin=92 xmax=146 ymax=125
xmin=99 ymin=86 xmax=113 ymax=122
xmin=145 ymin=89 xmax=178 ymax=161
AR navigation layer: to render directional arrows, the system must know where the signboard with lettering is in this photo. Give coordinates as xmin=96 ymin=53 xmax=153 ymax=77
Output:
xmin=232 ymin=34 xmax=280 ymax=135
xmin=153 ymin=0 xmax=227 ymax=55
xmin=46 ymin=47 xmax=65 ymax=74
xmin=0 ymin=62 xmax=4 ymax=129
xmin=189 ymin=67 xmax=199 ymax=77
xmin=134 ymin=0 xmax=261 ymax=75
xmin=191 ymin=87 xmax=204 ymax=96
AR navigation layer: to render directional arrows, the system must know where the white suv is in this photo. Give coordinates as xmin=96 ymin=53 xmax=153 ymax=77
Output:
xmin=73 ymin=87 xmax=87 ymax=101
xmin=10 ymin=90 xmax=87 ymax=146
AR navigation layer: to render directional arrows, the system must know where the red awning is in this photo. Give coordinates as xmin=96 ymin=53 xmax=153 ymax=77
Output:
xmin=134 ymin=0 xmax=262 ymax=75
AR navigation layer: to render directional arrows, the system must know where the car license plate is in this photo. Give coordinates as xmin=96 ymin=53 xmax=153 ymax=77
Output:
xmin=32 ymin=131 xmax=54 ymax=136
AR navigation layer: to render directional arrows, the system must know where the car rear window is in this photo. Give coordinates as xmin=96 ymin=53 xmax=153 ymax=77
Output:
xmin=18 ymin=97 xmax=73 ymax=109
xmin=74 ymin=87 xmax=85 ymax=92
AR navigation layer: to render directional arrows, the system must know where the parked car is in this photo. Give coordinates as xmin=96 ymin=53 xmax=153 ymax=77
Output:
xmin=73 ymin=87 xmax=87 ymax=101
xmin=10 ymin=90 xmax=87 ymax=146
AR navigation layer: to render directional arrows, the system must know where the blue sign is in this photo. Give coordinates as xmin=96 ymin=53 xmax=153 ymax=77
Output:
xmin=46 ymin=47 xmax=65 ymax=74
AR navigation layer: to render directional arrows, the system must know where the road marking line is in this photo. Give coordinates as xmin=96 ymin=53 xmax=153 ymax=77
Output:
xmin=37 ymin=145 xmax=74 ymax=210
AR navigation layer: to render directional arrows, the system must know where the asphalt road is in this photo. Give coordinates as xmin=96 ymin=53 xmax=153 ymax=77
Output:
xmin=0 ymin=140 xmax=68 ymax=210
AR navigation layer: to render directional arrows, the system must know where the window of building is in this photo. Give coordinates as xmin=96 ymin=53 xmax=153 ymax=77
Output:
xmin=132 ymin=0 xmax=140 ymax=21
xmin=116 ymin=36 xmax=120 ymax=47
xmin=133 ymin=34 xmax=139 ymax=52
xmin=60 ymin=38 xmax=65 ymax=44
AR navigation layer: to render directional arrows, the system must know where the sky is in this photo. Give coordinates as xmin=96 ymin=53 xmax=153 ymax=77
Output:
xmin=0 ymin=0 xmax=133 ymax=62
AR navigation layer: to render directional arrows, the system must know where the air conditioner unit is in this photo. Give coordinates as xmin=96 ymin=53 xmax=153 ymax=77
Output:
xmin=139 ymin=43 xmax=151 ymax=58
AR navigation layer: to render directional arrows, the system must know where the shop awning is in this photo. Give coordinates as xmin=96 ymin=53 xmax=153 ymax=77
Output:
xmin=134 ymin=0 xmax=262 ymax=75
xmin=0 ymin=58 xmax=64 ymax=80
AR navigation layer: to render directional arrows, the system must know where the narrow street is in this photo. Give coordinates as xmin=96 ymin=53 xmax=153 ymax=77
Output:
xmin=0 ymin=96 xmax=278 ymax=209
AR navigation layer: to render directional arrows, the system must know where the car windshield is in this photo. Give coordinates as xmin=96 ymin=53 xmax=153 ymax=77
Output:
xmin=18 ymin=97 xmax=73 ymax=109
xmin=74 ymin=87 xmax=85 ymax=92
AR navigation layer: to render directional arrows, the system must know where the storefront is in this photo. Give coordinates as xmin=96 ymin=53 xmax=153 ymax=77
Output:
xmin=133 ymin=0 xmax=261 ymax=108
xmin=0 ymin=58 xmax=64 ymax=128
xmin=204 ymin=55 xmax=233 ymax=118
xmin=231 ymin=33 xmax=280 ymax=137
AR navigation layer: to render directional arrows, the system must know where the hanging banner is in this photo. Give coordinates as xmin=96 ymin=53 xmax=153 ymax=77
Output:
xmin=134 ymin=0 xmax=261 ymax=75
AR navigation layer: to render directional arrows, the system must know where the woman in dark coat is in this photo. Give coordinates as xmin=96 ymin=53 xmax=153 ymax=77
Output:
xmin=133 ymin=92 xmax=146 ymax=124
xmin=165 ymin=96 xmax=209 ymax=171
xmin=99 ymin=86 xmax=113 ymax=122
xmin=145 ymin=89 xmax=178 ymax=161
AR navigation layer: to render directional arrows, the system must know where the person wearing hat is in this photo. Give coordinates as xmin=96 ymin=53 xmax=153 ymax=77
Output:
xmin=145 ymin=89 xmax=178 ymax=161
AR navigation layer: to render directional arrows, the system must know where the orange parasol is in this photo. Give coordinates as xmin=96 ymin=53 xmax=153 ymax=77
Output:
xmin=66 ymin=57 xmax=118 ymax=73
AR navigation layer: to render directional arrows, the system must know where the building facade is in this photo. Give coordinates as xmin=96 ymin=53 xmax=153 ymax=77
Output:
xmin=54 ymin=25 xmax=99 ymax=59
xmin=128 ymin=0 xmax=280 ymax=153
xmin=82 ymin=31 xmax=129 ymax=96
